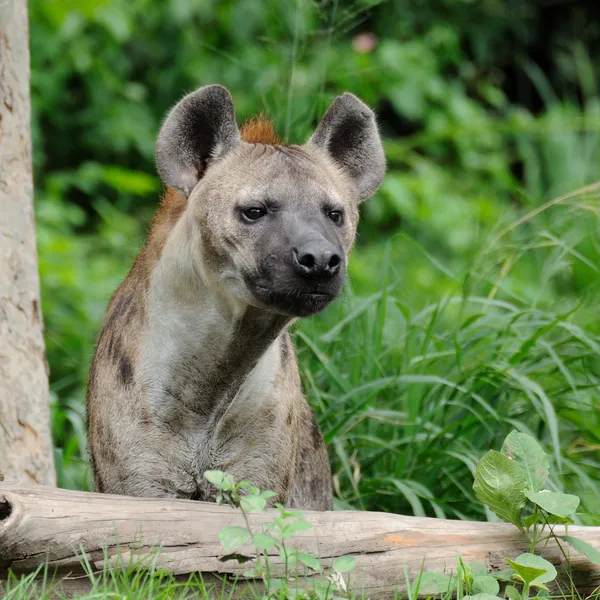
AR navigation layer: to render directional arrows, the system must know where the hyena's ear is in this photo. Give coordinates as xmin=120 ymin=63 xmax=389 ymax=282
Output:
xmin=309 ymin=93 xmax=385 ymax=201
xmin=156 ymin=85 xmax=240 ymax=197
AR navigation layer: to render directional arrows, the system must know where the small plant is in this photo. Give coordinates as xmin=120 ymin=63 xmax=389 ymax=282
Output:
xmin=474 ymin=430 xmax=600 ymax=592
xmin=413 ymin=430 xmax=600 ymax=600
xmin=204 ymin=470 xmax=356 ymax=599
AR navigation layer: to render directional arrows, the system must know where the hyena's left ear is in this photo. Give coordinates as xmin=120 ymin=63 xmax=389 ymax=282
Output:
xmin=156 ymin=85 xmax=241 ymax=197
xmin=309 ymin=93 xmax=386 ymax=201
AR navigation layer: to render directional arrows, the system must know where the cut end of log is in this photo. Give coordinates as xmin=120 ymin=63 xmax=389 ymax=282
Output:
xmin=0 ymin=495 xmax=12 ymax=521
xmin=0 ymin=491 xmax=19 ymax=540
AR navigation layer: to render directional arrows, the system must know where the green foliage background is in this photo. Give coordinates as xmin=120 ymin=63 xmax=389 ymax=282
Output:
xmin=31 ymin=0 xmax=600 ymax=521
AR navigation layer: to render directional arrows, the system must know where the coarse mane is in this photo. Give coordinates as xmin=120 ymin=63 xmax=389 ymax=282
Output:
xmin=240 ymin=113 xmax=281 ymax=144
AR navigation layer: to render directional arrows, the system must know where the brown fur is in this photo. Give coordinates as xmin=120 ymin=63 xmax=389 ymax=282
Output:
xmin=240 ymin=114 xmax=280 ymax=144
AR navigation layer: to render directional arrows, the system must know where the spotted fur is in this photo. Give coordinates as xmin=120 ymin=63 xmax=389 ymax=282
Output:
xmin=87 ymin=85 xmax=385 ymax=509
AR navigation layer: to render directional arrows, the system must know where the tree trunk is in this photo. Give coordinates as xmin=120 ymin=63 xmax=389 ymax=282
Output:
xmin=0 ymin=0 xmax=56 ymax=486
xmin=1 ymin=483 xmax=599 ymax=598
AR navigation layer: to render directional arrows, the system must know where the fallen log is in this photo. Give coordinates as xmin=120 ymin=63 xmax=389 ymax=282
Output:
xmin=1 ymin=483 xmax=599 ymax=598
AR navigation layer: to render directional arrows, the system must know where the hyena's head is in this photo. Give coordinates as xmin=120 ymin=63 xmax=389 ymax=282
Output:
xmin=156 ymin=85 xmax=385 ymax=317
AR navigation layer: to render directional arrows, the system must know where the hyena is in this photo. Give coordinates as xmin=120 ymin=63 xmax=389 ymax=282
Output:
xmin=86 ymin=85 xmax=385 ymax=510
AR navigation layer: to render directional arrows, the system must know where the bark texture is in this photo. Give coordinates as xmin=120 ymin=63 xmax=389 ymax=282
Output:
xmin=1 ymin=483 xmax=599 ymax=598
xmin=0 ymin=0 xmax=56 ymax=486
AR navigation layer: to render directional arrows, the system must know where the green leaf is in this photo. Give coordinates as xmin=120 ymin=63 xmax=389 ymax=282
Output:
xmin=558 ymin=536 xmax=600 ymax=565
xmin=523 ymin=513 xmax=544 ymax=528
xmin=240 ymin=495 xmax=267 ymax=513
xmin=501 ymin=431 xmax=549 ymax=493
xmin=506 ymin=553 xmax=557 ymax=587
xmin=238 ymin=481 xmax=260 ymax=495
xmin=524 ymin=490 xmax=580 ymax=518
xmin=296 ymin=552 xmax=322 ymax=571
xmin=462 ymin=595 xmax=503 ymax=600
xmin=505 ymin=586 xmax=521 ymax=600
xmin=492 ymin=568 xmax=514 ymax=581
xmin=332 ymin=556 xmax=357 ymax=573
xmin=251 ymin=533 xmax=279 ymax=550
xmin=504 ymin=560 xmax=546 ymax=585
xmin=282 ymin=519 xmax=313 ymax=538
xmin=414 ymin=572 xmax=455 ymax=594
xmin=544 ymin=515 xmax=575 ymax=525
xmin=260 ymin=490 xmax=277 ymax=499
xmin=219 ymin=526 xmax=250 ymax=552
xmin=472 ymin=575 xmax=499 ymax=595
xmin=204 ymin=470 xmax=235 ymax=491
xmin=466 ymin=562 xmax=489 ymax=576
xmin=275 ymin=505 xmax=304 ymax=518
xmin=473 ymin=450 xmax=527 ymax=526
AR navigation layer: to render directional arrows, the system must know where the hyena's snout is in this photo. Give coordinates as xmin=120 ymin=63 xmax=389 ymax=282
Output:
xmin=249 ymin=228 xmax=346 ymax=318
xmin=292 ymin=237 xmax=342 ymax=280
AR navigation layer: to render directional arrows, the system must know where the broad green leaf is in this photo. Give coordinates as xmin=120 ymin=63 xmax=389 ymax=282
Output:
xmin=524 ymin=490 xmax=580 ymax=518
xmin=332 ymin=556 xmax=356 ymax=573
xmin=238 ymin=481 xmax=260 ymax=495
xmin=501 ymin=431 xmax=549 ymax=492
xmin=204 ymin=470 xmax=234 ymax=491
xmin=286 ymin=550 xmax=322 ymax=576
xmin=204 ymin=470 xmax=224 ymax=485
xmin=473 ymin=450 xmax=527 ymax=526
xmin=414 ymin=572 xmax=455 ymax=594
xmin=492 ymin=568 xmax=514 ymax=581
xmin=506 ymin=553 xmax=557 ymax=587
xmin=219 ymin=526 xmax=249 ymax=552
xmin=296 ymin=552 xmax=322 ymax=571
xmin=466 ymin=562 xmax=489 ymax=576
xmin=504 ymin=559 xmax=546 ymax=584
xmin=282 ymin=519 xmax=313 ymax=538
xmin=240 ymin=495 xmax=267 ymax=513
xmin=544 ymin=515 xmax=575 ymax=525
xmin=251 ymin=533 xmax=279 ymax=550
xmin=505 ymin=586 xmax=520 ymax=600
xmin=472 ymin=575 xmax=499 ymax=595
xmin=559 ymin=536 xmax=600 ymax=565
xmin=462 ymin=595 xmax=503 ymax=600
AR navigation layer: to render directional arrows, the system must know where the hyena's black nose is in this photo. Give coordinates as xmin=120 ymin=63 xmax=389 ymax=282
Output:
xmin=293 ymin=243 xmax=341 ymax=279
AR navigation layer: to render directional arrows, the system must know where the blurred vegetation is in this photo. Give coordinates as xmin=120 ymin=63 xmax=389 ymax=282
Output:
xmin=31 ymin=0 xmax=600 ymax=521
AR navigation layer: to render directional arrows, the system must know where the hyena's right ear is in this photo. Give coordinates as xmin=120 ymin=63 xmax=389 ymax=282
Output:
xmin=156 ymin=85 xmax=240 ymax=197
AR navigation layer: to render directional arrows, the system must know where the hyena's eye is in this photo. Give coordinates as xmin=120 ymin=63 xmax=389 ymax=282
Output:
xmin=327 ymin=210 xmax=343 ymax=224
xmin=242 ymin=207 xmax=267 ymax=222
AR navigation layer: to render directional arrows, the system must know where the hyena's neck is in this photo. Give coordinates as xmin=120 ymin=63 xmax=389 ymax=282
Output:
xmin=139 ymin=211 xmax=290 ymax=425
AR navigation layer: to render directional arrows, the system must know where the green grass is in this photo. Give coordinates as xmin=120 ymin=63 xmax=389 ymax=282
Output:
xmin=3 ymin=561 xmax=222 ymax=599
xmin=5 ymin=553 xmax=600 ymax=600
xmin=298 ymin=185 xmax=600 ymax=522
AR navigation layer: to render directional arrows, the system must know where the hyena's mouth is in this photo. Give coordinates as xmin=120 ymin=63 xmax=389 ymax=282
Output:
xmin=250 ymin=283 xmax=339 ymax=317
